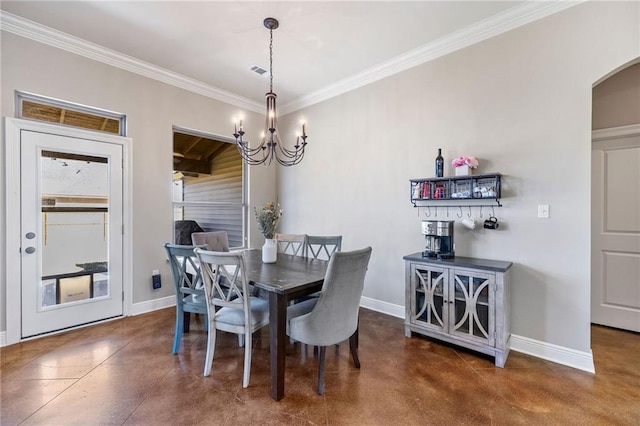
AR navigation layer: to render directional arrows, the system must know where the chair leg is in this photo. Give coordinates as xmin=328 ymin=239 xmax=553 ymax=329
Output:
xmin=242 ymin=330 xmax=252 ymax=388
xmin=183 ymin=311 xmax=191 ymax=333
xmin=317 ymin=346 xmax=326 ymax=395
xmin=203 ymin=320 xmax=216 ymax=376
xmin=354 ymin=323 xmax=359 ymax=348
xmin=349 ymin=332 xmax=360 ymax=368
xmin=238 ymin=334 xmax=245 ymax=348
xmin=173 ymin=306 xmax=183 ymax=354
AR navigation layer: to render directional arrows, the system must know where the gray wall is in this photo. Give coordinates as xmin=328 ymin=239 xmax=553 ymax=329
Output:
xmin=1 ymin=32 xmax=276 ymax=332
xmin=278 ymin=1 xmax=640 ymax=353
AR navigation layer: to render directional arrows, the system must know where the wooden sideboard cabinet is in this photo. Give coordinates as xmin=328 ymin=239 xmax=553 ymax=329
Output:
xmin=403 ymin=253 xmax=513 ymax=367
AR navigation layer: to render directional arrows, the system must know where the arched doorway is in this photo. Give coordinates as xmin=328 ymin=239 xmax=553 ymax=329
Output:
xmin=591 ymin=59 xmax=640 ymax=333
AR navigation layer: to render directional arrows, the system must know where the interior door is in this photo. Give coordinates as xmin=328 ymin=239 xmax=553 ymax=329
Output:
xmin=20 ymin=130 xmax=123 ymax=337
xmin=591 ymin=130 xmax=640 ymax=332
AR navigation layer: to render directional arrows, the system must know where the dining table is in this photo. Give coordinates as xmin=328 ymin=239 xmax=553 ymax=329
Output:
xmin=242 ymin=249 xmax=328 ymax=401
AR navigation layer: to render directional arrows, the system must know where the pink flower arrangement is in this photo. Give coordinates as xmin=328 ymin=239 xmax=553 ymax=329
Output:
xmin=452 ymin=156 xmax=479 ymax=169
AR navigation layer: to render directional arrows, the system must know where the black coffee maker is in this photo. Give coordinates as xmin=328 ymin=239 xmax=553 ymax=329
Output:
xmin=422 ymin=220 xmax=455 ymax=259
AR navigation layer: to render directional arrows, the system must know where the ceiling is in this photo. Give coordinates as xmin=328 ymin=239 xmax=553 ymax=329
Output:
xmin=0 ymin=1 xmax=580 ymax=113
xmin=173 ymin=131 xmax=233 ymax=176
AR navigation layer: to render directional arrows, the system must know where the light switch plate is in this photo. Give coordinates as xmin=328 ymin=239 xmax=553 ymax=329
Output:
xmin=538 ymin=204 xmax=550 ymax=219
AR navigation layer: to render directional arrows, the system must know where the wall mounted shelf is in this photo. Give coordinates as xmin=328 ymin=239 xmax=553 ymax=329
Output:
xmin=410 ymin=173 xmax=502 ymax=207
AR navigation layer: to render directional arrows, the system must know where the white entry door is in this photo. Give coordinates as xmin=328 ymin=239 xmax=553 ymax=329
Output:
xmin=591 ymin=126 xmax=640 ymax=332
xmin=20 ymin=130 xmax=124 ymax=338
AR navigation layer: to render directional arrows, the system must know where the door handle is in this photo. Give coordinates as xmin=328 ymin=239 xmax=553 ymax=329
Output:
xmin=25 ymin=247 xmax=36 ymax=254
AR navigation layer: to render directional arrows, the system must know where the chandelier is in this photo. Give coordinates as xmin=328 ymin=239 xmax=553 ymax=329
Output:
xmin=233 ymin=17 xmax=308 ymax=166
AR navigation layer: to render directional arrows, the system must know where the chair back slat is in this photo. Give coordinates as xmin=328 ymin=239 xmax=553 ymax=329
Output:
xmin=164 ymin=243 xmax=206 ymax=292
xmin=195 ymin=249 xmax=250 ymax=310
xmin=306 ymin=235 xmax=342 ymax=260
xmin=275 ymin=233 xmax=307 ymax=257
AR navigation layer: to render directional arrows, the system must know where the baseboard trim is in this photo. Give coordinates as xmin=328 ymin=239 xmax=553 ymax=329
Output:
xmin=1 ymin=296 xmax=598 ymax=375
xmin=358 ymin=297 xmax=596 ymax=374
xmin=360 ymin=296 xmax=404 ymax=319
xmin=510 ymin=334 xmax=595 ymax=373
xmin=130 ymin=295 xmax=175 ymax=316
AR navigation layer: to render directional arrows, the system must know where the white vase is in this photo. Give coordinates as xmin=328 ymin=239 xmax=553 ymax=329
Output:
xmin=262 ymin=238 xmax=277 ymax=263
xmin=455 ymin=165 xmax=472 ymax=176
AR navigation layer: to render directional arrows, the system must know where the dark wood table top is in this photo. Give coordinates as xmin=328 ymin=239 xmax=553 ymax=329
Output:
xmin=243 ymin=249 xmax=327 ymax=295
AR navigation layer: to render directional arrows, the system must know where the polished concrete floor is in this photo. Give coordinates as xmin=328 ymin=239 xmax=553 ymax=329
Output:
xmin=1 ymin=308 xmax=639 ymax=425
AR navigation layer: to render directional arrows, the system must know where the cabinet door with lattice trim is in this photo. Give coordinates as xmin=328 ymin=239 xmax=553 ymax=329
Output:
xmin=409 ymin=264 xmax=447 ymax=333
xmin=449 ymin=269 xmax=495 ymax=346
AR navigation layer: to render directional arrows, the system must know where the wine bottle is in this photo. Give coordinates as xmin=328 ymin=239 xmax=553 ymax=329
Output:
xmin=435 ymin=148 xmax=444 ymax=177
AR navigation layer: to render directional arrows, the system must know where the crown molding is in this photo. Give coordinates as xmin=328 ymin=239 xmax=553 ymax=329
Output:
xmin=1 ymin=2 xmax=583 ymax=117
xmin=0 ymin=11 xmax=263 ymax=114
xmin=280 ymin=0 xmax=584 ymax=115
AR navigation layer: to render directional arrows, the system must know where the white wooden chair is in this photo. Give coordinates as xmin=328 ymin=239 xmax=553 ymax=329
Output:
xmin=195 ymin=248 xmax=269 ymax=388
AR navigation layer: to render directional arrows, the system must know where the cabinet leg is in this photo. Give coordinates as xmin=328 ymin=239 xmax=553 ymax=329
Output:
xmin=404 ymin=326 xmax=412 ymax=338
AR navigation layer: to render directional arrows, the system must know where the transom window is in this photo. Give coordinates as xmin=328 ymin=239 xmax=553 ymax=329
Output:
xmin=16 ymin=91 xmax=126 ymax=136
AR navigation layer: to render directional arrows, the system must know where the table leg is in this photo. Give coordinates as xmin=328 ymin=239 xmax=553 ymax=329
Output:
xmin=268 ymin=292 xmax=287 ymax=401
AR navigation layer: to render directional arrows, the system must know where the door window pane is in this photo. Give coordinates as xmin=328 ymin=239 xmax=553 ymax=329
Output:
xmin=40 ymin=151 xmax=109 ymax=309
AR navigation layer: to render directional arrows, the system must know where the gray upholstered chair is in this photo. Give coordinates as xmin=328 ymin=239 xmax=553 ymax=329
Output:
xmin=287 ymin=247 xmax=372 ymax=395
xmin=164 ymin=243 xmax=207 ymax=354
xmin=306 ymin=235 xmax=342 ymax=260
xmin=191 ymin=231 xmax=230 ymax=252
xmin=194 ymin=248 xmax=269 ymax=387
xmin=275 ymin=233 xmax=307 ymax=257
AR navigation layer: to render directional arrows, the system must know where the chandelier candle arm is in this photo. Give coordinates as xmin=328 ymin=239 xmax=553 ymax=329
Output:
xmin=233 ymin=17 xmax=308 ymax=167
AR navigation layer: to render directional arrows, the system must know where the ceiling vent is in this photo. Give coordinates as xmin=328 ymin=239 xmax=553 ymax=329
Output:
xmin=249 ymin=65 xmax=269 ymax=77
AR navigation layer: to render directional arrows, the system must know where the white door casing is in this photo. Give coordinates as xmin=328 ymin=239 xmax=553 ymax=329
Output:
xmin=591 ymin=124 xmax=640 ymax=332
xmin=4 ymin=118 xmax=132 ymax=344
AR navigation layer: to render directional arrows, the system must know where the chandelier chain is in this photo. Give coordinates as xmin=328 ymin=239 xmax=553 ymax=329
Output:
xmin=269 ymin=28 xmax=274 ymax=93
